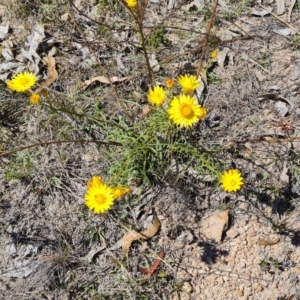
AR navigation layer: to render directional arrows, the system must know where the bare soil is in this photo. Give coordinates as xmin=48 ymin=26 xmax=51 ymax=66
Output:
xmin=1 ymin=0 xmax=300 ymax=299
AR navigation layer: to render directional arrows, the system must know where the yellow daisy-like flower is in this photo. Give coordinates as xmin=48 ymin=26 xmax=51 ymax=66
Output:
xmin=211 ymin=50 xmax=218 ymax=59
xmin=85 ymin=180 xmax=115 ymax=214
xmin=7 ymin=72 xmax=37 ymax=93
xmin=87 ymin=176 xmax=103 ymax=189
xmin=168 ymin=94 xmax=207 ymax=127
xmin=125 ymin=0 xmax=137 ymax=8
xmin=29 ymin=93 xmax=41 ymax=104
xmin=113 ymin=186 xmax=130 ymax=199
xmin=177 ymin=74 xmax=201 ymax=94
xmin=220 ymin=169 xmax=244 ymax=193
xmin=147 ymin=86 xmax=166 ymax=107
xmin=165 ymin=78 xmax=174 ymax=88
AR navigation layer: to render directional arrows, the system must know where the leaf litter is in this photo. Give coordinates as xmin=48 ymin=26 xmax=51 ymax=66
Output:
xmin=1 ymin=0 xmax=300 ymax=299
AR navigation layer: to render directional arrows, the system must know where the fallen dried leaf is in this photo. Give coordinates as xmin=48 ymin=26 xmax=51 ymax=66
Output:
xmin=80 ymin=75 xmax=134 ymax=89
xmin=138 ymin=105 xmax=151 ymax=118
xmin=35 ymin=56 xmax=58 ymax=93
xmin=122 ymin=216 xmax=161 ymax=256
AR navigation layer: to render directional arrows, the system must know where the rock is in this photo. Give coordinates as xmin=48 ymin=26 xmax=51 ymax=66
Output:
xmin=199 ymin=210 xmax=229 ymax=242
xmin=182 ymin=282 xmax=193 ymax=293
xmin=226 ymin=228 xmax=239 ymax=239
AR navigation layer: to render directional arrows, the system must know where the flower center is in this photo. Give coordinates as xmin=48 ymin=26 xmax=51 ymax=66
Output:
xmin=230 ymin=179 xmax=237 ymax=187
xmin=181 ymin=105 xmax=194 ymax=118
xmin=19 ymin=78 xmax=30 ymax=85
xmin=95 ymin=194 xmax=106 ymax=205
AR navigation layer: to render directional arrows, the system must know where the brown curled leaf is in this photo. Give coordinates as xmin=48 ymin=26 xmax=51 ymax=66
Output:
xmin=35 ymin=56 xmax=58 ymax=93
xmin=257 ymin=236 xmax=280 ymax=246
xmin=122 ymin=216 xmax=161 ymax=256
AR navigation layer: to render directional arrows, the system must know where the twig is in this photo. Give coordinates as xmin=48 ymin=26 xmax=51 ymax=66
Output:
xmin=0 ymin=139 xmax=122 ymax=158
xmin=66 ymin=1 xmax=134 ymax=122
xmin=126 ymin=0 xmax=153 ymax=85
xmin=140 ymin=250 xmax=164 ymax=277
xmin=258 ymin=3 xmax=300 ymax=35
xmin=196 ymin=0 xmax=219 ymax=78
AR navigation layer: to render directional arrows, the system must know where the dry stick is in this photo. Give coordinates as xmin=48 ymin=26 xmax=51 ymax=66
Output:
xmin=127 ymin=1 xmax=153 ymax=85
xmin=66 ymin=1 xmax=133 ymax=123
xmin=196 ymin=0 xmax=219 ymax=78
xmin=218 ymin=135 xmax=300 ymax=152
xmin=0 ymin=139 xmax=122 ymax=158
xmin=258 ymin=3 xmax=300 ymax=35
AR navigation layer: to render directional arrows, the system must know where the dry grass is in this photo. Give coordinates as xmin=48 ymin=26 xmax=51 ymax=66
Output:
xmin=1 ymin=0 xmax=300 ymax=299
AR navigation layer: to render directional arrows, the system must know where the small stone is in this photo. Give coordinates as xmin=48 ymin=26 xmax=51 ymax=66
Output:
xmin=192 ymin=269 xmax=197 ymax=277
xmin=225 ymin=257 xmax=234 ymax=262
xmin=207 ymin=274 xmax=217 ymax=283
xmin=250 ymin=215 xmax=258 ymax=221
xmin=236 ymin=290 xmax=244 ymax=296
xmin=243 ymin=280 xmax=251 ymax=287
xmin=182 ymin=282 xmax=193 ymax=293
xmin=216 ymin=277 xmax=224 ymax=285
xmin=226 ymin=228 xmax=239 ymax=239
xmin=238 ymin=202 xmax=249 ymax=211
xmin=255 ymin=284 xmax=263 ymax=292
xmin=294 ymin=267 xmax=300 ymax=275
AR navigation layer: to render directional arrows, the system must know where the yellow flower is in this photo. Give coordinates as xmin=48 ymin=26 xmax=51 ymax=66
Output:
xmin=165 ymin=78 xmax=174 ymax=88
xmin=87 ymin=176 xmax=103 ymax=189
xmin=147 ymin=86 xmax=166 ymax=107
xmin=29 ymin=93 xmax=41 ymax=104
xmin=125 ymin=0 xmax=137 ymax=8
xmin=168 ymin=94 xmax=207 ymax=127
xmin=85 ymin=180 xmax=115 ymax=214
xmin=7 ymin=72 xmax=37 ymax=92
xmin=177 ymin=74 xmax=200 ymax=94
xmin=220 ymin=169 xmax=244 ymax=192
xmin=113 ymin=186 xmax=130 ymax=199
xmin=211 ymin=50 xmax=218 ymax=59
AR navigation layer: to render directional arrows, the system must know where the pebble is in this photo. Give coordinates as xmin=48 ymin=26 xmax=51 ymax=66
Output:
xmin=216 ymin=277 xmax=224 ymax=285
xmin=226 ymin=228 xmax=239 ymax=239
xmin=176 ymin=205 xmax=300 ymax=299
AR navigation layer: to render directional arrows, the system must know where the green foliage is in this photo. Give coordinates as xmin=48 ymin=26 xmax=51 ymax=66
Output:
xmin=4 ymin=151 xmax=34 ymax=180
xmin=257 ymin=51 xmax=270 ymax=69
xmin=289 ymin=35 xmax=300 ymax=50
xmin=105 ymin=108 xmax=173 ymax=186
xmin=146 ymin=28 xmax=166 ymax=50
xmin=207 ymin=71 xmax=222 ymax=84
xmin=259 ymin=257 xmax=283 ymax=273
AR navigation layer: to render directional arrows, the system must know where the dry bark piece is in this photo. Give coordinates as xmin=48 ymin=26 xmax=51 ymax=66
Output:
xmin=0 ymin=23 xmax=9 ymax=39
xmin=276 ymin=0 xmax=285 ymax=15
xmin=280 ymin=161 xmax=289 ymax=185
xmin=199 ymin=210 xmax=229 ymax=242
xmin=35 ymin=56 xmax=58 ymax=93
xmin=257 ymin=236 xmax=280 ymax=246
xmin=122 ymin=216 xmax=161 ymax=256
xmin=288 ymin=0 xmax=297 ymax=22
